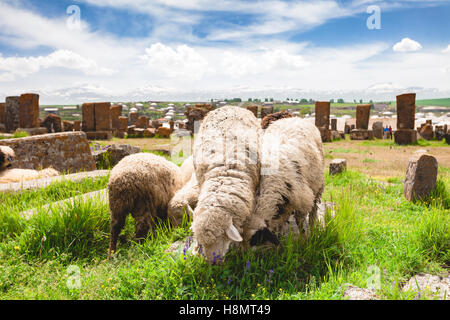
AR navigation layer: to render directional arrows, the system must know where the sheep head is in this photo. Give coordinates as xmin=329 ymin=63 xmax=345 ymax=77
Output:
xmin=0 ymin=146 xmax=15 ymax=171
xmin=191 ymin=211 xmax=243 ymax=264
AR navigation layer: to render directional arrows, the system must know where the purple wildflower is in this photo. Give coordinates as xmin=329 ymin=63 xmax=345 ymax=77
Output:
xmin=244 ymin=261 xmax=251 ymax=274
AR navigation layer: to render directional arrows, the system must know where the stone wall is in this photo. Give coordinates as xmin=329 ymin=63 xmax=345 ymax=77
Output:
xmin=0 ymin=132 xmax=96 ymax=173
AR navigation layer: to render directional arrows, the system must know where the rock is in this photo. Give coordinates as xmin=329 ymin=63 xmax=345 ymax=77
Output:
xmin=372 ymin=121 xmax=384 ymax=139
xmin=0 ymin=170 xmax=109 ymax=194
xmin=329 ymin=159 xmax=347 ymax=175
xmin=394 ymin=129 xmax=417 ymax=145
xmin=41 ymin=113 xmax=63 ymax=133
xmin=0 ymin=132 xmax=96 ymax=173
xmin=129 ymin=112 xmax=138 ymax=125
xmin=92 ymin=144 xmax=141 ymax=169
xmin=261 ymin=110 xmax=293 ymax=129
xmin=419 ymin=124 xmax=434 ymax=140
xmin=402 ymin=273 xmax=449 ymax=300
xmin=330 ymin=130 xmax=342 ymax=141
xmin=318 ymin=127 xmax=331 ymax=143
xmin=185 ymin=104 xmax=213 ymax=134
xmin=434 ymin=125 xmax=446 ymax=141
xmin=63 ymin=120 xmax=74 ymax=132
xmin=143 ymin=128 xmax=156 ymax=138
xmin=73 ymin=120 xmax=81 ymax=131
xmin=135 ymin=116 xmax=149 ymax=129
xmin=350 ymin=129 xmax=373 ymax=140
xmin=331 ymin=118 xmax=337 ymax=131
xmin=343 ymin=285 xmax=378 ymax=300
xmin=85 ymin=131 xmax=112 ymax=140
xmin=127 ymin=125 xmax=136 ymax=135
xmin=156 ymin=127 xmax=172 ymax=138
xmin=173 ymin=129 xmax=191 ymax=137
xmin=403 ymin=152 xmax=438 ymax=201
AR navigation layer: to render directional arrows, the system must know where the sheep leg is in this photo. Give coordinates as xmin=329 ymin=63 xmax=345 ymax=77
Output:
xmin=108 ymin=213 xmax=127 ymax=258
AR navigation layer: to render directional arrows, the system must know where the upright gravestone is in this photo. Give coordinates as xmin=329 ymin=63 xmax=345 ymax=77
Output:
xmin=372 ymin=121 xmax=384 ymax=139
xmin=94 ymin=102 xmax=111 ymax=132
xmin=315 ymin=101 xmax=331 ymax=142
xmin=82 ymin=103 xmax=96 ymax=132
xmin=0 ymin=102 xmax=5 ymax=131
xmin=331 ymin=118 xmax=337 ymax=131
xmin=18 ymin=93 xmax=39 ymax=128
xmin=395 ymin=93 xmax=417 ymax=145
xmin=129 ymin=112 xmax=139 ymax=126
xmin=247 ymin=105 xmax=258 ymax=118
xmin=110 ymin=105 xmax=122 ymax=131
xmin=260 ymin=106 xmax=274 ymax=120
xmin=5 ymin=96 xmax=20 ymax=133
xmin=136 ymin=116 xmax=149 ymax=129
xmin=73 ymin=120 xmax=81 ymax=131
xmin=403 ymin=151 xmax=438 ymax=201
xmin=350 ymin=104 xmax=373 ymax=140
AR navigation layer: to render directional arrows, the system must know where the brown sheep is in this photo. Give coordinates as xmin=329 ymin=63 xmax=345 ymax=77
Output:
xmin=107 ymin=153 xmax=183 ymax=257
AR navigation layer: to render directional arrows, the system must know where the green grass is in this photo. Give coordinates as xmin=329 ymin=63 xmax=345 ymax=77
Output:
xmin=359 ymin=138 xmax=448 ymax=148
xmin=0 ymin=131 xmax=29 ymax=140
xmin=0 ymin=168 xmax=448 ymax=300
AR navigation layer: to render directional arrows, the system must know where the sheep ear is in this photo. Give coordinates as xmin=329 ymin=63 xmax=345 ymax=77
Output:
xmin=226 ymin=224 xmax=243 ymax=242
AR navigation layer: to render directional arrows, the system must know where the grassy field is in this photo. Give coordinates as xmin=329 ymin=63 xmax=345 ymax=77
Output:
xmin=0 ymin=138 xmax=448 ymax=300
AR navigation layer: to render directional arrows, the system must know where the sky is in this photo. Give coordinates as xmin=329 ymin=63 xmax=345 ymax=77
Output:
xmin=0 ymin=0 xmax=449 ymax=104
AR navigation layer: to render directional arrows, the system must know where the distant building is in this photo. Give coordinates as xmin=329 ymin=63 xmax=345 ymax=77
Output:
xmin=44 ymin=108 xmax=59 ymax=115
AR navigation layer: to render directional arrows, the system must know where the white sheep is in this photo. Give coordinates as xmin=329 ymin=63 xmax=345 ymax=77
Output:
xmin=108 ymin=152 xmax=184 ymax=257
xmin=0 ymin=146 xmax=59 ymax=183
xmin=190 ymin=106 xmax=262 ymax=264
xmin=245 ymin=117 xmax=325 ymax=245
xmin=167 ymin=156 xmax=198 ymax=226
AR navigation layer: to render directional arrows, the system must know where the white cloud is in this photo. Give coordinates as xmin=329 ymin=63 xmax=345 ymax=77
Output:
xmin=442 ymin=44 xmax=450 ymax=53
xmin=220 ymin=48 xmax=309 ymax=77
xmin=141 ymin=43 xmax=209 ymax=79
xmin=393 ymin=38 xmax=422 ymax=52
xmin=0 ymin=50 xmax=114 ymax=82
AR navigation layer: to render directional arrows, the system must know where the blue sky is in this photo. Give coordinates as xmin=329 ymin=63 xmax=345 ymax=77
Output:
xmin=0 ymin=0 xmax=449 ymax=103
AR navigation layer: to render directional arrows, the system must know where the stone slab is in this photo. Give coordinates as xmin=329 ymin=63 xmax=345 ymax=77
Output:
xmin=0 ymin=170 xmax=109 ymax=193
xmin=0 ymin=131 xmax=96 ymax=173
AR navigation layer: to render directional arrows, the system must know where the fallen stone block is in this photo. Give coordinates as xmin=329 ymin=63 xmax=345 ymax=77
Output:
xmin=0 ymin=131 xmax=96 ymax=174
xmin=20 ymin=189 xmax=108 ymax=220
xmin=0 ymin=170 xmax=109 ymax=193
xmin=329 ymin=159 xmax=347 ymax=175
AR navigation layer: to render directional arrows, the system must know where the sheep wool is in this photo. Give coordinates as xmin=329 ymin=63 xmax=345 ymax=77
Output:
xmin=248 ymin=117 xmax=324 ymax=243
xmin=179 ymin=155 xmax=194 ymax=186
xmin=108 ymin=152 xmax=184 ymax=256
xmin=191 ymin=106 xmax=262 ymax=263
